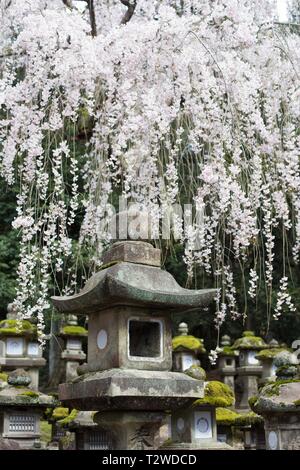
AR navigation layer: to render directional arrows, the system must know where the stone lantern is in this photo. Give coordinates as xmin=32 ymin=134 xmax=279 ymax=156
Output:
xmin=234 ymin=412 xmax=265 ymax=450
xmin=46 ymin=406 xmax=69 ymax=448
xmin=56 ymin=410 xmax=115 ymax=450
xmin=59 ymin=315 xmax=87 ymax=382
xmin=250 ymin=352 xmax=300 ymax=450
xmin=52 ymin=240 xmax=217 ymax=450
xmin=255 ymin=339 xmax=288 ymax=385
xmin=166 ymin=378 xmax=234 ymax=449
xmin=0 ymin=369 xmax=56 ymax=449
xmin=216 ymin=408 xmax=265 ymax=450
xmin=233 ymin=331 xmax=267 ymax=410
xmin=172 ymin=322 xmax=205 ymax=372
xmin=0 ymin=304 xmax=46 ymax=390
xmin=217 ymin=335 xmax=238 ymax=390
xmin=216 ymin=407 xmax=244 ymax=449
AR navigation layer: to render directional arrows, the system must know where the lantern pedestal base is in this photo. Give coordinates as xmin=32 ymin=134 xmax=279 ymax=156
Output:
xmin=94 ymin=410 xmax=164 ymax=450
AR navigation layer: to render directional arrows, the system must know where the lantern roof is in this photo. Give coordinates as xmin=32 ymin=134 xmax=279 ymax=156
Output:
xmin=232 ymin=331 xmax=267 ymax=351
xmin=52 ymin=242 xmax=216 ymax=315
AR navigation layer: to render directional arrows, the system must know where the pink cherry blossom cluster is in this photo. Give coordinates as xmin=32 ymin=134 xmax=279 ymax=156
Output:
xmin=0 ymin=1 xmax=299 ymax=341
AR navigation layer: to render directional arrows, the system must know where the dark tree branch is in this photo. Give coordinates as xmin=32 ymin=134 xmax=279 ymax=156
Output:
xmin=62 ymin=0 xmax=72 ymax=7
xmin=120 ymin=0 xmax=137 ymax=25
xmin=62 ymin=0 xmax=97 ymax=37
xmin=87 ymin=0 xmax=97 ymax=37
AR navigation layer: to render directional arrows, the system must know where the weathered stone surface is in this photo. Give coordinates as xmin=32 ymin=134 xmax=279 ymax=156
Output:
xmin=80 ymin=306 xmax=172 ymax=373
xmin=59 ymin=369 xmax=204 ymax=411
xmin=235 ymin=345 xmax=263 ymax=410
xmin=0 ymin=357 xmax=46 ymax=368
xmin=94 ymin=410 xmax=164 ymax=450
xmin=52 ymin=240 xmax=216 ymax=450
xmin=52 ymin=261 xmax=216 ymax=314
xmin=0 ymin=383 xmax=57 ymax=408
xmin=102 ymin=241 xmax=161 ymax=267
xmin=232 ymin=331 xmax=267 ymax=351
xmin=252 ymin=381 xmax=300 ymax=414
xmin=165 ymin=405 xmax=232 ymax=450
xmin=0 ymin=437 xmax=21 ymax=450
xmin=235 ymin=372 xmax=261 ymax=410
xmin=62 ymin=411 xmax=98 ymax=430
xmin=250 ymin=381 xmax=300 ymax=450
xmin=0 ymin=304 xmax=45 ymax=391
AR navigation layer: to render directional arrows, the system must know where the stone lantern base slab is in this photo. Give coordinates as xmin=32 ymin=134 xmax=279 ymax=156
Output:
xmin=59 ymin=369 xmax=204 ymax=411
xmin=0 ymin=357 xmax=46 ymax=368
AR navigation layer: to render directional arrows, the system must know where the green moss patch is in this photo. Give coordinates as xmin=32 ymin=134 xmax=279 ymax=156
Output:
xmin=255 ymin=348 xmax=289 ymax=360
xmin=232 ymin=331 xmax=267 ymax=350
xmin=58 ymin=408 xmax=78 ymax=426
xmin=276 ymin=364 xmax=298 ymax=378
xmin=0 ymin=372 xmax=8 ymax=382
xmin=0 ymin=319 xmax=36 ymax=337
xmin=194 ymin=381 xmax=235 ymax=408
xmin=19 ymin=390 xmax=39 ymax=398
xmin=219 ymin=346 xmax=237 ymax=357
xmin=52 ymin=407 xmax=69 ymax=421
xmin=248 ymin=396 xmax=258 ymax=408
xmin=40 ymin=420 xmax=52 ymax=444
xmin=294 ymin=399 xmax=300 ymax=406
xmin=185 ymin=365 xmax=206 ymax=380
xmin=61 ymin=325 xmax=87 ymax=336
xmin=216 ymin=407 xmax=240 ymax=426
xmin=234 ymin=411 xmax=263 ymax=426
xmin=172 ymin=335 xmax=205 ymax=353
xmin=243 ymin=331 xmax=255 ymax=337
xmin=262 ymin=379 xmax=300 ymax=397
xmin=99 ymin=260 xmax=119 ymax=270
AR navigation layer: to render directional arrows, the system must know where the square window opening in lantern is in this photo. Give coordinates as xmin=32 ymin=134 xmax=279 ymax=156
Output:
xmin=128 ymin=319 xmax=163 ymax=360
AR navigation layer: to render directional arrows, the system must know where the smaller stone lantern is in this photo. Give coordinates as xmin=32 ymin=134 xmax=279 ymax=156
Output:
xmin=0 ymin=304 xmax=45 ymax=390
xmin=273 ymin=350 xmax=299 ymax=381
xmin=216 ymin=407 xmax=244 ymax=448
xmin=216 ymin=407 xmax=265 ymax=450
xmin=234 ymin=411 xmax=265 ymax=450
xmin=166 ymin=377 xmax=234 ymax=450
xmin=57 ymin=410 xmax=115 ymax=450
xmin=233 ymin=331 xmax=267 ymax=410
xmin=59 ymin=315 xmax=87 ymax=382
xmin=0 ymin=369 xmax=56 ymax=449
xmin=255 ymin=339 xmax=288 ymax=385
xmin=250 ymin=352 xmax=300 ymax=450
xmin=172 ymin=323 xmax=205 ymax=372
xmin=46 ymin=406 xmax=68 ymax=448
xmin=217 ymin=335 xmax=238 ymax=390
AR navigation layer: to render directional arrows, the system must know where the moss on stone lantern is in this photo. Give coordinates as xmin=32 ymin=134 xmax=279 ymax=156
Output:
xmin=255 ymin=339 xmax=290 ymax=385
xmin=249 ymin=350 xmax=300 ymax=450
xmin=233 ymin=331 xmax=267 ymax=410
xmin=52 ymin=239 xmax=217 ymax=450
xmin=217 ymin=335 xmax=238 ymax=390
xmin=0 ymin=304 xmax=46 ymax=390
xmin=0 ymin=369 xmax=57 ymax=449
xmin=172 ymin=322 xmax=205 ymax=372
xmin=165 ymin=375 xmax=235 ymax=449
xmin=59 ymin=315 xmax=87 ymax=382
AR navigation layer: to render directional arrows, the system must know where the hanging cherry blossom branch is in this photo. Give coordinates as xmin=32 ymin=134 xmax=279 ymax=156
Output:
xmin=120 ymin=0 xmax=137 ymax=25
xmin=1 ymin=0 xmax=299 ymax=341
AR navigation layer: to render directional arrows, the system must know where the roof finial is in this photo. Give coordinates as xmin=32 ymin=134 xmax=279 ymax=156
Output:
xmin=178 ymin=322 xmax=188 ymax=336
